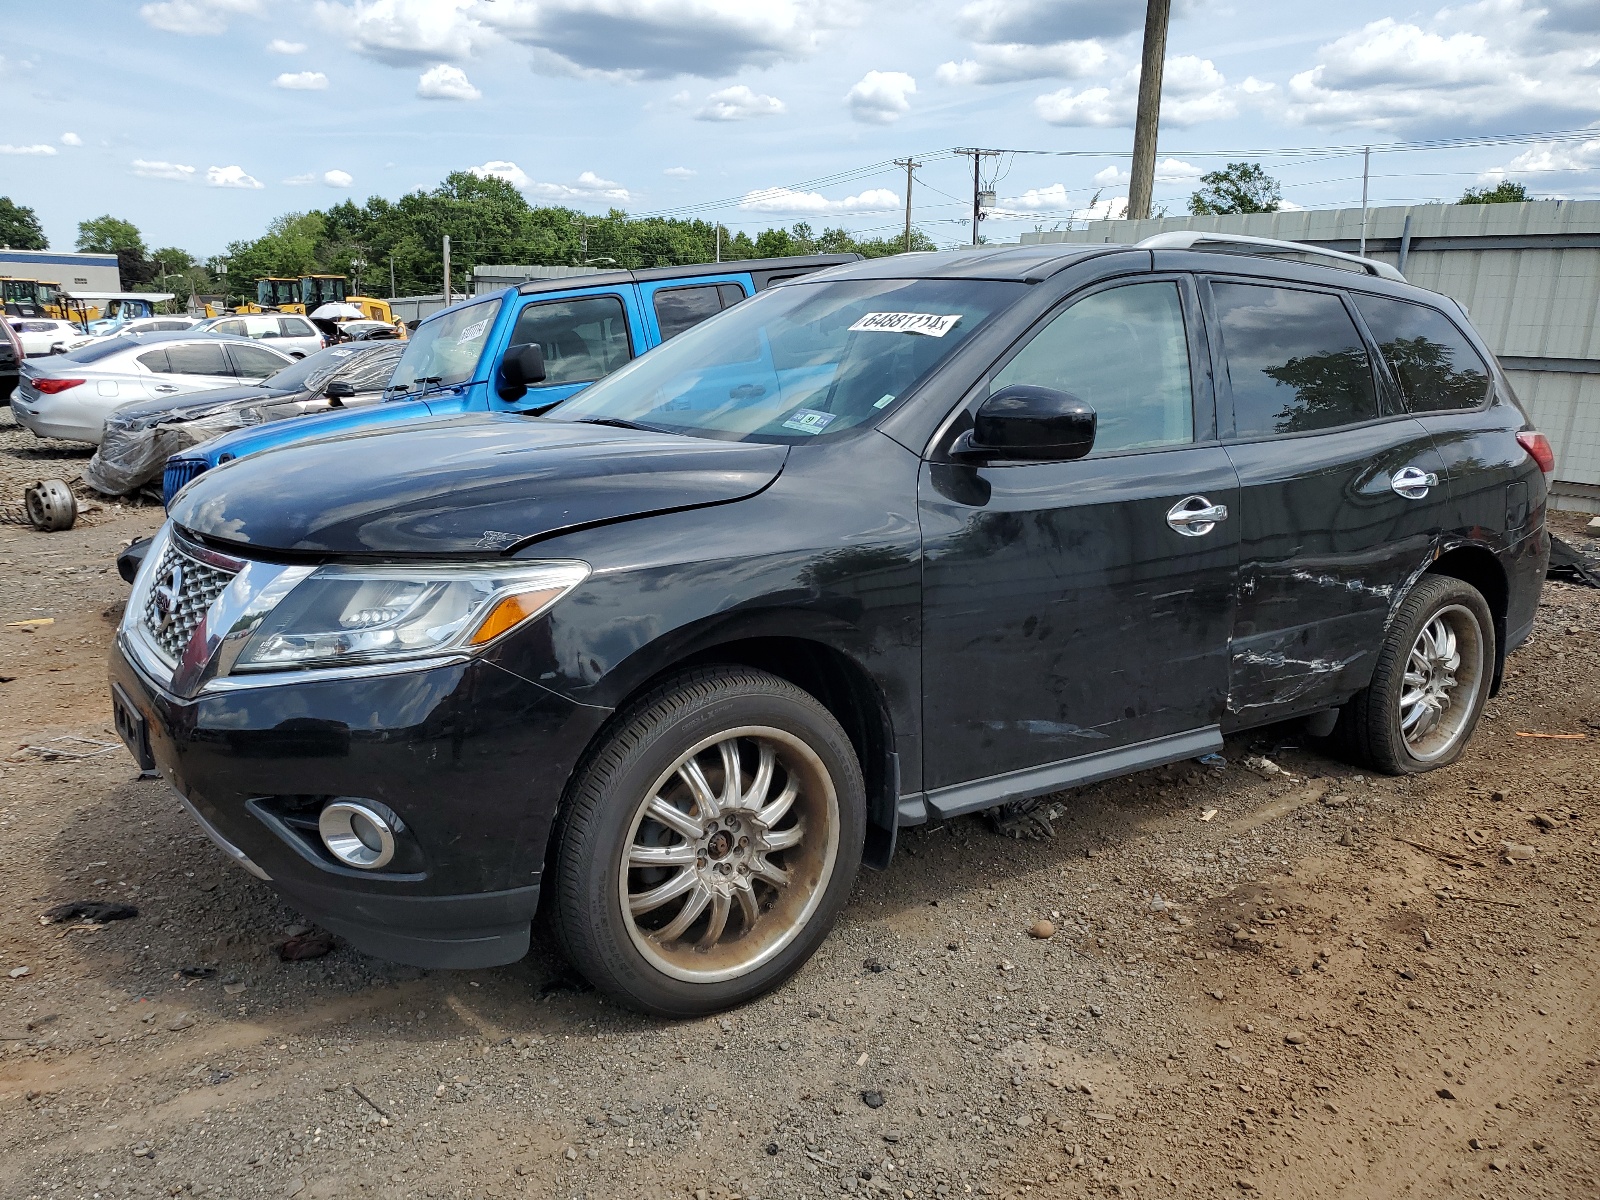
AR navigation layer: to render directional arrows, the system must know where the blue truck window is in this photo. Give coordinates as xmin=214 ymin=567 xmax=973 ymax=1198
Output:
xmin=509 ymin=295 xmax=632 ymax=385
xmin=654 ymin=285 xmax=725 ymax=341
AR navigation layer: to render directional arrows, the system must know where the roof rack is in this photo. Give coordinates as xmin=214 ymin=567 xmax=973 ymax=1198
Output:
xmin=1136 ymin=232 xmax=1406 ymax=282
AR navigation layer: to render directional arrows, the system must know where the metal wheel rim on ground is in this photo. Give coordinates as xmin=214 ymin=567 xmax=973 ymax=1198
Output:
xmin=618 ymin=725 xmax=840 ymax=984
xmin=1399 ymin=603 xmax=1486 ymax=762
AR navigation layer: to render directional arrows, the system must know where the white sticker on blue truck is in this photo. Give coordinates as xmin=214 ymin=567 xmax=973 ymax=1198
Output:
xmin=782 ymin=409 xmax=837 ymax=434
xmin=848 ymin=312 xmax=962 ymax=337
xmin=455 ymin=318 xmax=490 ymax=345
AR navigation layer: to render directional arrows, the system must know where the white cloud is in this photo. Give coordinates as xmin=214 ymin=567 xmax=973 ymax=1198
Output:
xmin=845 ymin=71 xmax=916 ymax=124
xmin=663 ymin=166 xmax=696 ymax=178
xmin=316 ymin=0 xmax=489 ymax=66
xmin=274 ymin=70 xmax=330 ymax=90
xmin=283 ymin=172 xmax=319 ymax=185
xmin=1036 ymin=55 xmax=1256 ymax=128
xmin=207 ymin=164 xmax=264 ymax=189
xmin=324 ymin=169 xmax=354 ymax=187
xmin=738 ymin=186 xmax=901 ymax=214
xmin=140 ymin=0 xmax=261 ymax=35
xmin=481 ymin=0 xmax=851 ymax=80
xmin=132 ymin=158 xmax=196 ymax=179
xmin=1479 ymin=137 xmax=1600 ymax=182
xmin=1285 ymin=12 xmax=1600 ymax=131
xmin=471 ymin=161 xmax=633 ymax=203
xmin=60 ymin=132 xmax=83 ymax=147
xmin=417 ymin=63 xmax=481 ymax=99
xmin=1 ymin=144 xmax=58 ymax=156
xmin=936 ymin=40 xmax=1108 ymax=86
xmin=694 ymin=85 xmax=786 ymax=122
xmin=267 ymin=38 xmax=307 ymax=53
xmin=1090 ymin=158 xmax=1202 ymax=187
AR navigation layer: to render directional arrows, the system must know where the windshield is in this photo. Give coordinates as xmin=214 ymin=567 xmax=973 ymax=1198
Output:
xmin=548 ymin=278 xmax=1021 ymax=442
xmin=259 ymin=343 xmax=364 ymax=391
xmin=387 ymin=299 xmax=499 ymax=394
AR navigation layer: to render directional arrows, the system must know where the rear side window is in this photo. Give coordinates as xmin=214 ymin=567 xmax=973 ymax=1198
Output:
xmin=717 ymin=283 xmax=747 ymax=308
xmin=164 ymin=342 xmax=233 ymax=377
xmin=1213 ymin=283 xmax=1378 ymax=438
xmin=654 ymin=286 xmax=723 ymax=341
xmin=993 ymin=281 xmax=1194 ymax=453
xmin=213 ymin=319 xmax=246 ymax=336
xmin=1350 ymin=294 xmax=1491 ymax=413
xmin=278 ymin=318 xmax=312 ymax=337
xmin=508 ymin=295 xmax=632 ymax=386
xmin=137 ymin=349 xmax=171 ymax=373
xmin=229 ymin=344 xmax=290 ymax=379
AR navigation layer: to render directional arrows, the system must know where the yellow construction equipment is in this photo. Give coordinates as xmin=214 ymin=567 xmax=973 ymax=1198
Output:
xmin=244 ymin=274 xmax=395 ymax=323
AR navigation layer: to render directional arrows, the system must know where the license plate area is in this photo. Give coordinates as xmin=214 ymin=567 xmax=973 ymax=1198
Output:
xmin=111 ymin=682 xmax=156 ymax=771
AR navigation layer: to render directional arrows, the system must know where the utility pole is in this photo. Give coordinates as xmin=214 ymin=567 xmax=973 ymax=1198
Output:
xmin=442 ymin=235 xmax=451 ymax=306
xmin=956 ymin=148 xmax=997 ymax=246
xmin=1359 ymin=146 xmax=1371 ymax=255
xmin=389 ymin=254 xmax=395 ymax=298
xmin=715 ymin=224 xmax=721 ymax=263
xmin=895 ymin=157 xmax=920 ymax=252
xmin=1127 ymin=0 xmax=1172 ymax=221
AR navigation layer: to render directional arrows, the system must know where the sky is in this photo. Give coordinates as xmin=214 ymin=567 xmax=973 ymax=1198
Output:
xmin=3 ymin=0 xmax=1600 ymax=258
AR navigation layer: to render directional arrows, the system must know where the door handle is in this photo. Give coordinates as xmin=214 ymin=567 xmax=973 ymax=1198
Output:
xmin=1391 ymin=465 xmax=1438 ymax=500
xmin=1167 ymin=495 xmax=1229 ymax=536
xmin=154 ymin=384 xmax=179 ymax=393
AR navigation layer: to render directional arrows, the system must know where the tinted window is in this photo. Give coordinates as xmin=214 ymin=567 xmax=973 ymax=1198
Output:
xmin=213 ymin=319 xmax=246 ymax=336
xmin=278 ymin=318 xmax=313 ymax=337
xmin=717 ymin=283 xmax=747 ymax=308
xmin=229 ymin=344 xmax=290 ymax=379
xmin=164 ymin=342 xmax=233 ymax=377
xmin=137 ymin=349 xmax=170 ymax=373
xmin=994 ymin=281 xmax=1194 ymax=453
xmin=153 ymin=321 xmax=190 ymax=331
xmin=509 ymin=295 xmax=632 ymax=385
xmin=1214 ymin=283 xmax=1378 ymax=437
xmin=65 ymin=339 xmax=140 ymax=364
xmin=654 ymin=286 xmax=723 ymax=341
xmin=1351 ymin=293 xmax=1490 ymax=413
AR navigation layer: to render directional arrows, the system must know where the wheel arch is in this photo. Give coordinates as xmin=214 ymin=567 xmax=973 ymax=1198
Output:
xmin=1424 ymin=542 xmax=1510 ymax=695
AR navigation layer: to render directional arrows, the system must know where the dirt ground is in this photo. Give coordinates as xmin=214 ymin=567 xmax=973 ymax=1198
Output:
xmin=1 ymin=405 xmax=1597 ymax=1200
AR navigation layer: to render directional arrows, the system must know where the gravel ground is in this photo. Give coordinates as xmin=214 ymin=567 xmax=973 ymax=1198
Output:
xmin=1 ymin=423 xmax=1596 ymax=1200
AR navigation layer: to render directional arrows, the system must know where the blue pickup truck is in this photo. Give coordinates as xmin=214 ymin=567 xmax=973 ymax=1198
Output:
xmin=161 ymin=254 xmax=857 ymax=505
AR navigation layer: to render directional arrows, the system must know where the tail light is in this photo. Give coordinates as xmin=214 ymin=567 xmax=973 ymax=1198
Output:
xmin=33 ymin=377 xmax=86 ymax=394
xmin=1516 ymin=430 xmax=1554 ymax=475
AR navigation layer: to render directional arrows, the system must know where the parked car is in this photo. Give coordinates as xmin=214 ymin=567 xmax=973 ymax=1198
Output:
xmin=11 ymin=332 xmax=296 ymax=444
xmin=161 ymin=255 xmax=857 ymax=504
xmin=61 ymin=316 xmax=198 ymax=352
xmin=0 ymin=316 xmax=21 ymax=403
xmin=89 ymin=341 xmax=404 ymax=495
xmin=111 ymin=238 xmax=1551 ymax=1016
xmin=9 ymin=318 xmax=84 ymax=356
xmin=189 ymin=313 xmax=324 ymax=358
xmin=332 ymin=319 xmax=403 ymax=341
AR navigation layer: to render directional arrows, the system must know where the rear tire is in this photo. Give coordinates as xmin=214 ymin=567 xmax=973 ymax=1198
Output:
xmin=1335 ymin=574 xmax=1495 ymax=774
xmin=550 ymin=667 xmax=865 ymax=1016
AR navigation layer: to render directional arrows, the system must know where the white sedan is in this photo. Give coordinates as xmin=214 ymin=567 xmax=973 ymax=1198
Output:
xmin=7 ymin=318 xmax=84 ymax=356
xmin=10 ymin=332 xmax=295 ymax=444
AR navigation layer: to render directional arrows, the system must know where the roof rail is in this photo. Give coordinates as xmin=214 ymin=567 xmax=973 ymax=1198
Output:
xmin=1136 ymin=231 xmax=1406 ymax=282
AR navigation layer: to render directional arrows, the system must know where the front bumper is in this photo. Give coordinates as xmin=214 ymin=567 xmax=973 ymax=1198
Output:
xmin=110 ymin=631 xmax=608 ymax=969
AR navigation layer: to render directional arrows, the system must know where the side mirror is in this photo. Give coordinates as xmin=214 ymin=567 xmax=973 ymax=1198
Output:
xmin=500 ymin=343 xmax=547 ymax=395
xmin=324 ymin=379 xmax=356 ymax=405
xmin=960 ymin=384 xmax=1097 ymax=462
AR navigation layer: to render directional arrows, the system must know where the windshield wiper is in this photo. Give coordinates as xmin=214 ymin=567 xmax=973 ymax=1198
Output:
xmin=575 ymin=416 xmax=659 ymax=432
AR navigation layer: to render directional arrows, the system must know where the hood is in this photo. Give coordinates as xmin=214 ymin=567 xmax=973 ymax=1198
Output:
xmin=108 ymin=383 xmax=298 ymax=431
xmin=168 ymin=412 xmax=789 ymax=555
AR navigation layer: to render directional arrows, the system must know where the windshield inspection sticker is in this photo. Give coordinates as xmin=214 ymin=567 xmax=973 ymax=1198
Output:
xmin=782 ymin=409 xmax=838 ymax=435
xmin=849 ymin=312 xmax=962 ymax=337
xmin=455 ymin=318 xmax=490 ymax=345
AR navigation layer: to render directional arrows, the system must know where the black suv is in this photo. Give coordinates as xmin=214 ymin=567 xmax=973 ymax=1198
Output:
xmin=111 ymin=241 xmax=1550 ymax=1015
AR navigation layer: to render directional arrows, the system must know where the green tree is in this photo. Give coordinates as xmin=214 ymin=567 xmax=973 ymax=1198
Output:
xmin=76 ymin=215 xmax=146 ymax=255
xmin=0 ymin=197 xmax=47 ymax=249
xmin=1459 ymin=180 xmax=1531 ymax=204
xmin=1188 ymin=162 xmax=1282 ymax=215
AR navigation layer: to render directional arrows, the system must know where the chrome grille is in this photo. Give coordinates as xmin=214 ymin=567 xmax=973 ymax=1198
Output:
xmin=140 ymin=540 xmax=238 ymax=662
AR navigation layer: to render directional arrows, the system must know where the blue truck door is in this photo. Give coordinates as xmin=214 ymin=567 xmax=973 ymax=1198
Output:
xmin=488 ymin=286 xmax=648 ymax=412
xmin=637 ymin=274 xmax=753 ymax=346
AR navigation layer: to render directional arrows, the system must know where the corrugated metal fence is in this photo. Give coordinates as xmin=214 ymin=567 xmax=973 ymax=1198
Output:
xmin=1021 ymin=201 xmax=1600 ymax=512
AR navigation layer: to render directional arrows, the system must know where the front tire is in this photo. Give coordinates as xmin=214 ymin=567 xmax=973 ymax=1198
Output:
xmin=1337 ymin=574 xmax=1495 ymax=774
xmin=550 ymin=667 xmax=865 ymax=1016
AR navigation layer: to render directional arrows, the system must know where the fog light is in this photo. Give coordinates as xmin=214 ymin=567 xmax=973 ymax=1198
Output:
xmin=318 ymin=800 xmax=399 ymax=870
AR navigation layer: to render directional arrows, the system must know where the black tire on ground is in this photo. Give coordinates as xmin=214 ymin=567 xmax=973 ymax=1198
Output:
xmin=1333 ymin=574 xmax=1496 ymax=775
xmin=550 ymin=666 xmax=866 ymax=1017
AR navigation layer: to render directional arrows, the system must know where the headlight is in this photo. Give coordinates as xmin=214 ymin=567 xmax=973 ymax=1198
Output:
xmin=232 ymin=560 xmax=588 ymax=671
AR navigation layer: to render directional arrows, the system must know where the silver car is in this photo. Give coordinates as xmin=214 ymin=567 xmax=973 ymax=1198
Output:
xmin=190 ymin=313 xmax=324 ymax=358
xmin=10 ymin=332 xmax=296 ymax=444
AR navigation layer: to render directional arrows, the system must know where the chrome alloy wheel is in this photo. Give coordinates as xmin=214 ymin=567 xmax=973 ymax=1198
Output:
xmin=1399 ymin=603 xmax=1486 ymax=762
xmin=619 ymin=726 xmax=839 ymax=984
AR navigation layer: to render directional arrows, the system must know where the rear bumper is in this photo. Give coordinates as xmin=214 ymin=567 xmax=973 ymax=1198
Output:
xmin=110 ymin=632 xmax=607 ymax=969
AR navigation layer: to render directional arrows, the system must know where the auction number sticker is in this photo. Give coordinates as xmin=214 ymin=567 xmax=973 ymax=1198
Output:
xmin=782 ymin=408 xmax=837 ymax=435
xmin=456 ymin=318 xmax=490 ymax=345
xmin=848 ymin=312 xmax=962 ymax=336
